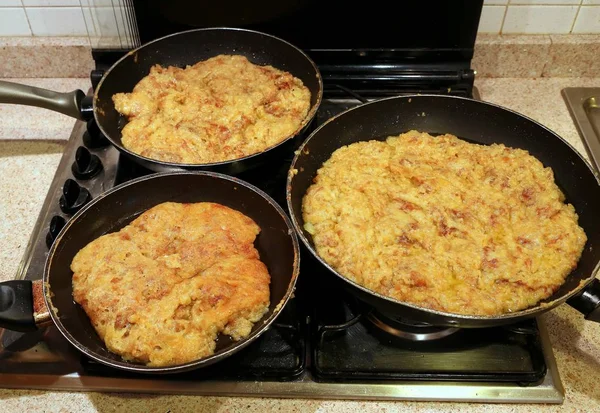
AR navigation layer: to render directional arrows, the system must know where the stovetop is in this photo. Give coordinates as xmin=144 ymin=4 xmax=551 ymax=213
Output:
xmin=0 ymin=87 xmax=565 ymax=403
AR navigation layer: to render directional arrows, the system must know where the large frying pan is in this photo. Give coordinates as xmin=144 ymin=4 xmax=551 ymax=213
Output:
xmin=0 ymin=172 xmax=299 ymax=373
xmin=287 ymin=95 xmax=600 ymax=328
xmin=0 ymin=27 xmax=323 ymax=174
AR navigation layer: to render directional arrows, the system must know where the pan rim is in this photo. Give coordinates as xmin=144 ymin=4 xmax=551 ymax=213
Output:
xmin=93 ymin=26 xmax=323 ymax=170
xmin=286 ymin=93 xmax=600 ymax=324
xmin=44 ymin=170 xmax=300 ymax=373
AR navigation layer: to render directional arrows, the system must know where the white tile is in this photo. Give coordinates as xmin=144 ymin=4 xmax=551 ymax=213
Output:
xmin=0 ymin=1 xmax=23 ymax=6
xmin=81 ymin=6 xmax=96 ymax=36
xmin=114 ymin=6 xmax=135 ymax=47
xmin=81 ymin=6 xmax=118 ymax=37
xmin=485 ymin=0 xmax=508 ymax=4
xmin=25 ymin=7 xmax=87 ymax=36
xmin=503 ymin=5 xmax=578 ymax=33
xmin=0 ymin=7 xmax=30 ymax=35
xmin=478 ymin=5 xmax=506 ymax=33
xmin=572 ymin=6 xmax=600 ymax=32
xmin=583 ymin=0 xmax=600 ymax=4
xmin=22 ymin=0 xmax=80 ymax=5
xmin=509 ymin=0 xmax=580 ymax=4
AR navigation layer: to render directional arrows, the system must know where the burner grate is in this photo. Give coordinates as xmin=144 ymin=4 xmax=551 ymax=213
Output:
xmin=309 ymin=266 xmax=547 ymax=384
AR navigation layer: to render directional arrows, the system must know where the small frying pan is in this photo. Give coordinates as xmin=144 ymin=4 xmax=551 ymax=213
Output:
xmin=0 ymin=27 xmax=323 ymax=174
xmin=0 ymin=172 xmax=299 ymax=373
xmin=287 ymin=94 xmax=600 ymax=328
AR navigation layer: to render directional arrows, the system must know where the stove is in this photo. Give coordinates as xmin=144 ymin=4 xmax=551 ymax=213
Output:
xmin=0 ymin=79 xmax=564 ymax=403
xmin=0 ymin=0 xmax=566 ymax=402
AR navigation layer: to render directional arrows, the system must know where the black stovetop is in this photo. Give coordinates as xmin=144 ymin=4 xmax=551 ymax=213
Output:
xmin=0 ymin=86 xmax=562 ymax=403
xmin=65 ymin=89 xmax=546 ymax=386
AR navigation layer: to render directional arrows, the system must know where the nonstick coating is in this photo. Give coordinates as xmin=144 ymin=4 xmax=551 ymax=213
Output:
xmin=287 ymin=94 xmax=600 ymax=328
xmin=94 ymin=27 xmax=323 ymax=173
xmin=45 ymin=172 xmax=299 ymax=373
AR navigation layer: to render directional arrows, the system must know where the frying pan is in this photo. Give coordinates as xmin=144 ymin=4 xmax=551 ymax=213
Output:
xmin=287 ymin=94 xmax=600 ymax=328
xmin=0 ymin=27 xmax=323 ymax=174
xmin=0 ymin=171 xmax=299 ymax=373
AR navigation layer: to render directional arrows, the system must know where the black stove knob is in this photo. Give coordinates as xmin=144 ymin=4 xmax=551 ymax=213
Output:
xmin=45 ymin=215 xmax=66 ymax=248
xmin=83 ymin=119 xmax=109 ymax=149
xmin=59 ymin=179 xmax=91 ymax=214
xmin=72 ymin=146 xmax=102 ymax=179
xmin=90 ymin=69 xmax=105 ymax=91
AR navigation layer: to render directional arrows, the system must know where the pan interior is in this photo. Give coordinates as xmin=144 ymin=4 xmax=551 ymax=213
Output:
xmin=95 ymin=28 xmax=322 ymax=167
xmin=288 ymin=95 xmax=600 ymax=322
xmin=47 ymin=172 xmax=298 ymax=372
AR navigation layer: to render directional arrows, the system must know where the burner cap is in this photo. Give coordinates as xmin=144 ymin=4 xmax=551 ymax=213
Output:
xmin=366 ymin=311 xmax=459 ymax=341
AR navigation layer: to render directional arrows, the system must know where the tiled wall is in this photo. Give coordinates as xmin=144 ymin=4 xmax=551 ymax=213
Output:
xmin=0 ymin=0 xmax=599 ymax=39
xmin=0 ymin=0 xmax=134 ymax=47
xmin=481 ymin=0 xmax=600 ymax=33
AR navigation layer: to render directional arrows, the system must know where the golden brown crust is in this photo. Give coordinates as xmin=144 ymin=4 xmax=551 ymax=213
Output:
xmin=302 ymin=131 xmax=587 ymax=316
xmin=113 ymin=55 xmax=311 ymax=164
xmin=71 ymin=202 xmax=270 ymax=366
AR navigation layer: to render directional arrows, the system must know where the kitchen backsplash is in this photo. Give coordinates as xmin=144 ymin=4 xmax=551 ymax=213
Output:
xmin=0 ymin=0 xmax=599 ymax=43
xmin=0 ymin=0 xmax=135 ymax=47
xmin=481 ymin=0 xmax=600 ymax=34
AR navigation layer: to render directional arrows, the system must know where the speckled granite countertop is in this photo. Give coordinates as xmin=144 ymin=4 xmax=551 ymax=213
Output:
xmin=0 ymin=77 xmax=599 ymax=412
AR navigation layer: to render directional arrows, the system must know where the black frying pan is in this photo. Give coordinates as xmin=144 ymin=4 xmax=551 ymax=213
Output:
xmin=287 ymin=94 xmax=600 ymax=328
xmin=0 ymin=172 xmax=299 ymax=373
xmin=0 ymin=27 xmax=323 ymax=174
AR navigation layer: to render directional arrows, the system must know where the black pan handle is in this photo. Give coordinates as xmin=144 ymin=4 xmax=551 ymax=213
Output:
xmin=0 ymin=280 xmax=49 ymax=333
xmin=0 ymin=80 xmax=85 ymax=120
xmin=567 ymin=278 xmax=600 ymax=322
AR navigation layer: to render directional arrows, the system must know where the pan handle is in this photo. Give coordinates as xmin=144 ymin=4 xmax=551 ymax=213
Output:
xmin=567 ymin=278 xmax=600 ymax=322
xmin=0 ymin=80 xmax=85 ymax=120
xmin=0 ymin=280 xmax=49 ymax=332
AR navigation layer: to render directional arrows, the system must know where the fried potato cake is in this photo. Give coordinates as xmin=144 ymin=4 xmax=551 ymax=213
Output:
xmin=302 ymin=130 xmax=587 ymax=316
xmin=71 ymin=202 xmax=270 ymax=367
xmin=112 ymin=54 xmax=311 ymax=164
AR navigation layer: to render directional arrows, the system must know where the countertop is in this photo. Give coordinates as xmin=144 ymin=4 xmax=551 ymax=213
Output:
xmin=0 ymin=77 xmax=599 ymax=412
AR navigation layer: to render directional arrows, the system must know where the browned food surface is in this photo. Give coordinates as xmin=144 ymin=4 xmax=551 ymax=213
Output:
xmin=112 ymin=54 xmax=311 ymax=164
xmin=71 ymin=202 xmax=270 ymax=367
xmin=302 ymin=130 xmax=587 ymax=316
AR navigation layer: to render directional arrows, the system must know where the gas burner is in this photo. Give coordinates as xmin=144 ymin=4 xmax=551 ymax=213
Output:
xmin=366 ymin=311 xmax=459 ymax=341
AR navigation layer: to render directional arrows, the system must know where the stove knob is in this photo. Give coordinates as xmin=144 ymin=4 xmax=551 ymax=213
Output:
xmin=45 ymin=215 xmax=66 ymax=248
xmin=83 ymin=119 xmax=109 ymax=149
xmin=59 ymin=179 xmax=91 ymax=214
xmin=72 ymin=146 xmax=102 ymax=179
xmin=90 ymin=69 xmax=105 ymax=91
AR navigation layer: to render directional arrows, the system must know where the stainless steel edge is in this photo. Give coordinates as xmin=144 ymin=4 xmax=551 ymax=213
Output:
xmin=562 ymin=87 xmax=600 ymax=173
xmin=0 ymin=373 xmax=562 ymax=403
xmin=0 ymin=318 xmax=564 ymax=403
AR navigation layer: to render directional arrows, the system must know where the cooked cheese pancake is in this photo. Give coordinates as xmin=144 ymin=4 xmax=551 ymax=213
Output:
xmin=71 ymin=202 xmax=270 ymax=367
xmin=302 ymin=130 xmax=587 ymax=316
xmin=112 ymin=54 xmax=311 ymax=164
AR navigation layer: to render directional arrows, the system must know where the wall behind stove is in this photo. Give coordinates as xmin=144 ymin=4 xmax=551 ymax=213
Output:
xmin=0 ymin=0 xmax=599 ymax=41
xmin=480 ymin=0 xmax=600 ymax=34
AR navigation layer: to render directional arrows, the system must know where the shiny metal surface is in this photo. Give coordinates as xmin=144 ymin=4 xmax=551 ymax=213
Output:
xmin=562 ymin=87 xmax=600 ymax=173
xmin=366 ymin=312 xmax=459 ymax=341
